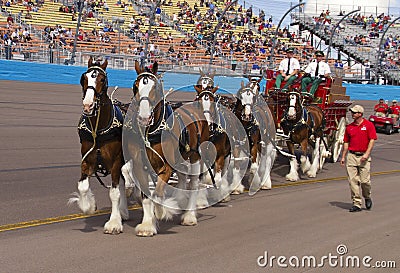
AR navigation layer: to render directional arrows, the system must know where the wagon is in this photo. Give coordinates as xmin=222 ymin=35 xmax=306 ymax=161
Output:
xmin=262 ymin=69 xmax=353 ymax=163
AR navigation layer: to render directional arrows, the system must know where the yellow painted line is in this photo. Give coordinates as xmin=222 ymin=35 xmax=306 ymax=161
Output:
xmin=1 ymin=170 xmax=399 ymax=233
xmin=272 ymin=169 xmax=400 ymax=189
xmin=0 ymin=204 xmax=141 ymax=233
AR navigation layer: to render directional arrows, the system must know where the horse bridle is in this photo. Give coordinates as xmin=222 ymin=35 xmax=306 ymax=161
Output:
xmin=198 ymin=75 xmax=214 ymax=91
xmin=133 ymin=72 xmax=164 ymax=126
xmin=80 ymin=66 xmax=108 ymax=117
xmin=238 ymin=87 xmax=257 ymax=107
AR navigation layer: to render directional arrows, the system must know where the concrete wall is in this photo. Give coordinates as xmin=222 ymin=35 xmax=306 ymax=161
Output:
xmin=1 ymin=60 xmax=399 ymax=100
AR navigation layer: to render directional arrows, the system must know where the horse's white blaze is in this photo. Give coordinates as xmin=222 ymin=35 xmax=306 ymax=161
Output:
xmin=251 ymin=84 xmax=258 ymax=95
xmin=201 ymin=78 xmax=209 ymax=90
xmin=138 ymin=77 xmax=155 ymax=121
xmin=241 ymin=91 xmax=254 ymax=117
xmin=288 ymin=94 xmax=297 ymax=117
xmin=82 ymin=88 xmax=95 ymax=112
xmin=104 ymin=187 xmax=123 ymax=234
xmin=201 ymin=95 xmax=212 ymax=124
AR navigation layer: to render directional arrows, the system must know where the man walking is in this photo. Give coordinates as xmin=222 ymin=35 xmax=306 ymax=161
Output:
xmin=340 ymin=105 xmax=377 ymax=212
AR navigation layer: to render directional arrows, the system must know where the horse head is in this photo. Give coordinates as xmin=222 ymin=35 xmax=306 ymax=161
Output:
xmin=286 ymin=91 xmax=302 ymax=121
xmin=80 ymin=56 xmax=108 ymax=116
xmin=133 ymin=60 xmax=162 ymax=126
xmin=248 ymin=76 xmax=262 ymax=96
xmin=194 ymin=84 xmax=219 ymax=125
xmin=236 ymin=81 xmax=257 ymax=122
xmin=196 ymin=68 xmax=216 ymax=91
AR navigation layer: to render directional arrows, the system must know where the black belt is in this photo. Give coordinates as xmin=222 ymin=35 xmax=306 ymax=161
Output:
xmin=349 ymin=150 xmax=364 ymax=156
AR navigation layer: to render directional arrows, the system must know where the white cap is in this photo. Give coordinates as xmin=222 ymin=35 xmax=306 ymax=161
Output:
xmin=349 ymin=105 xmax=364 ymax=113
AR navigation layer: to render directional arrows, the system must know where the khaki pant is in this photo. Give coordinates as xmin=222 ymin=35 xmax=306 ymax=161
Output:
xmin=375 ymin=112 xmax=386 ymax=117
xmin=346 ymin=153 xmax=372 ymax=207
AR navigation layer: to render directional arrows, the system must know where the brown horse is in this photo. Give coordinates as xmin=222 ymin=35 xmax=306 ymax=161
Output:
xmin=193 ymin=83 xmax=235 ymax=202
xmin=232 ymin=80 xmax=277 ymax=193
xmin=121 ymin=61 xmax=210 ymax=236
xmin=280 ymin=91 xmax=326 ymax=181
xmin=69 ymin=56 xmax=128 ymax=234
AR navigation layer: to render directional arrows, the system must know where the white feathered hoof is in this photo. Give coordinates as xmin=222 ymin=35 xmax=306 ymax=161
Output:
xmin=221 ymin=194 xmax=231 ymax=203
xmin=153 ymin=197 xmax=179 ymax=221
xmin=261 ymin=185 xmax=271 ymax=190
xmin=196 ymin=190 xmax=209 ymax=209
xmin=306 ymin=170 xmax=317 ymax=178
xmin=104 ymin=219 xmax=123 ymax=235
xmin=285 ymin=173 xmax=299 ymax=182
xmin=135 ymin=223 xmax=157 ymax=237
xmin=231 ymin=183 xmax=245 ymax=195
xmin=181 ymin=211 xmax=197 ymax=226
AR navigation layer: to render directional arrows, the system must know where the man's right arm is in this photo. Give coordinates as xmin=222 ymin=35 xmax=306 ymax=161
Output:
xmin=340 ymin=142 xmax=349 ymax=166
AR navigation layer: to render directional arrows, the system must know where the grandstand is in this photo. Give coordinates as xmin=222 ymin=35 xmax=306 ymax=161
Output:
xmin=1 ymin=0 xmax=399 ymax=84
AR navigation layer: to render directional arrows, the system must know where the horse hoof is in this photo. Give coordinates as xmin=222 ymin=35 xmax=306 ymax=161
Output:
xmin=181 ymin=214 xmax=197 ymax=226
xmin=261 ymin=185 xmax=271 ymax=190
xmin=285 ymin=175 xmax=298 ymax=182
xmin=231 ymin=184 xmax=245 ymax=195
xmin=104 ymin=221 xmax=123 ymax=235
xmin=221 ymin=195 xmax=231 ymax=203
xmin=136 ymin=230 xmax=155 ymax=237
xmin=135 ymin=223 xmax=156 ymax=237
xmin=231 ymin=190 xmax=242 ymax=195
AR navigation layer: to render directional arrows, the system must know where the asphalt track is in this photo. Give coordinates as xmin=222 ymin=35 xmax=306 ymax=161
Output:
xmin=0 ymin=80 xmax=399 ymax=273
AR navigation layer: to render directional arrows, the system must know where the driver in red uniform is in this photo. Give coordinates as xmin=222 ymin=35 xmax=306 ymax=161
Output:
xmin=374 ymin=98 xmax=389 ymax=117
xmin=388 ymin=99 xmax=400 ymax=125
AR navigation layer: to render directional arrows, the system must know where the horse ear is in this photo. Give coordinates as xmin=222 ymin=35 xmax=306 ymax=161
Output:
xmin=135 ymin=60 xmax=143 ymax=74
xmin=152 ymin=61 xmax=158 ymax=74
xmin=210 ymin=69 xmax=216 ymax=79
xmin=241 ymin=81 xmax=245 ymax=88
xmin=88 ymin=56 xmax=93 ymax=67
xmin=211 ymin=86 xmax=218 ymax=93
xmin=199 ymin=68 xmax=205 ymax=77
xmin=194 ymin=85 xmax=202 ymax=94
xmin=100 ymin=59 xmax=108 ymax=70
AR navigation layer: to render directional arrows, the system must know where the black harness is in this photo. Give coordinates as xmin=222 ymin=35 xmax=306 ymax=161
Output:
xmin=281 ymin=94 xmax=317 ymax=142
xmin=78 ymin=104 xmax=124 ymax=143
